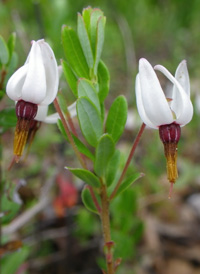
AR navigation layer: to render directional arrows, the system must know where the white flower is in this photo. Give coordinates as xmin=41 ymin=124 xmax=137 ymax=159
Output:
xmin=34 ymin=102 xmax=77 ymax=123
xmin=135 ymin=58 xmax=193 ymax=129
xmin=6 ymin=39 xmax=59 ymax=105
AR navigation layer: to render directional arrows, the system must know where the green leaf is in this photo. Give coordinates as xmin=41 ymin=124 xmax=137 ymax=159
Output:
xmin=77 ymin=97 xmax=103 ymax=147
xmin=93 ymin=17 xmax=105 ymax=75
xmin=81 ymin=186 xmax=99 ymax=214
xmin=66 ymin=167 xmax=100 ymax=187
xmin=72 ymin=134 xmax=95 ymax=161
xmin=62 ymin=26 xmax=89 ymax=78
xmin=0 ymin=35 xmax=9 ymax=64
xmin=78 ymin=78 xmax=100 ymax=113
xmin=57 ymin=119 xmax=95 ymax=161
xmin=82 ymin=6 xmax=93 ymax=33
xmin=62 ymin=60 xmax=78 ymax=97
xmin=98 ymin=60 xmax=110 ymax=102
xmin=105 ymin=95 xmax=128 ymax=143
xmin=7 ymin=32 xmax=16 ymax=61
xmin=105 ymin=150 xmax=121 ymax=187
xmin=115 ymin=173 xmax=143 ymax=198
xmin=94 ymin=134 xmax=115 ymax=177
xmin=90 ymin=9 xmax=104 ymax=53
xmin=77 ymin=14 xmax=94 ymax=69
xmin=2 ymin=245 xmax=30 ymax=274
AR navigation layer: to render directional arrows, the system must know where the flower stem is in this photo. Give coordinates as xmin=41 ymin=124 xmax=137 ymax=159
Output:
xmin=54 ymin=98 xmax=87 ymax=169
xmin=65 ymin=107 xmax=77 ymax=137
xmin=110 ymin=123 xmax=145 ymax=200
xmin=100 ymin=183 xmax=114 ymax=274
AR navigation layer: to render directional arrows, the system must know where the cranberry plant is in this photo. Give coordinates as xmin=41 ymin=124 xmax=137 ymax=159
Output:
xmin=55 ymin=7 xmax=142 ymax=273
xmin=0 ymin=5 xmax=194 ymax=274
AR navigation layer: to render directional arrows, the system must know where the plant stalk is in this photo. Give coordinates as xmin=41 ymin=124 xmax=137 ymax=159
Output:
xmin=110 ymin=123 xmax=145 ymax=200
xmin=54 ymin=98 xmax=101 ymax=215
xmin=100 ymin=183 xmax=114 ymax=274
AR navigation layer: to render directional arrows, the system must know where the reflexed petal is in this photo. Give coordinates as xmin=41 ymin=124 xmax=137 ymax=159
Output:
xmin=39 ymin=40 xmax=59 ymax=105
xmin=39 ymin=102 xmax=76 ymax=124
xmin=135 ymin=74 xmax=157 ymax=128
xmin=22 ymin=41 xmax=47 ymax=104
xmin=34 ymin=105 xmax=48 ymax=121
xmin=139 ymin=59 xmax=173 ymax=126
xmin=6 ymin=65 xmax=28 ymax=101
xmin=43 ymin=113 xmax=60 ymax=124
xmin=175 ymin=60 xmax=190 ymax=96
xmin=155 ymin=64 xmax=193 ymax=125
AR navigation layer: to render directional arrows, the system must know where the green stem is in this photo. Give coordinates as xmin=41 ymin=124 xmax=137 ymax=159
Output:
xmin=110 ymin=123 xmax=145 ymax=200
xmin=100 ymin=183 xmax=114 ymax=274
xmin=65 ymin=106 xmax=77 ymax=137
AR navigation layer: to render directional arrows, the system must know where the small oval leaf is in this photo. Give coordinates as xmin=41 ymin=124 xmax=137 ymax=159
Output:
xmin=62 ymin=60 xmax=78 ymax=97
xmin=98 ymin=60 xmax=110 ymax=102
xmin=93 ymin=16 xmax=105 ymax=75
xmin=94 ymin=134 xmax=115 ymax=177
xmin=0 ymin=35 xmax=9 ymax=65
xmin=105 ymin=150 xmax=121 ymax=187
xmin=7 ymin=32 xmax=16 ymax=62
xmin=78 ymin=78 xmax=100 ymax=113
xmin=82 ymin=7 xmax=93 ymax=32
xmin=62 ymin=26 xmax=89 ymax=78
xmin=66 ymin=167 xmax=100 ymax=187
xmin=115 ymin=173 xmax=143 ymax=198
xmin=77 ymin=14 xmax=94 ymax=69
xmin=90 ymin=9 xmax=104 ymax=53
xmin=105 ymin=95 xmax=128 ymax=143
xmin=77 ymin=97 xmax=103 ymax=147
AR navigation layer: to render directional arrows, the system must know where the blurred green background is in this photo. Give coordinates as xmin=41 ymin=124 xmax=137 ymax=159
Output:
xmin=2 ymin=0 xmax=200 ymax=96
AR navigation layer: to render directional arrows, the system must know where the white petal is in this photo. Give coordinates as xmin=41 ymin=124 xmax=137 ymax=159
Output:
xmin=6 ymin=65 xmax=28 ymax=101
xmin=175 ymin=60 xmax=190 ymax=96
xmin=43 ymin=113 xmax=60 ymax=124
xmin=22 ymin=41 xmax=47 ymax=104
xmin=38 ymin=40 xmax=59 ymax=105
xmin=34 ymin=105 xmax=48 ymax=121
xmin=155 ymin=64 xmax=193 ymax=125
xmin=138 ymin=59 xmax=173 ymax=127
xmin=135 ymin=74 xmax=157 ymax=128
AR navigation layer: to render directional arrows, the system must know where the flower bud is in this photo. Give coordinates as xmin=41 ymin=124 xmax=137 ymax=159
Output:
xmin=16 ymin=100 xmax=38 ymax=120
xmin=159 ymin=123 xmax=181 ymax=197
xmin=159 ymin=123 xmax=181 ymax=144
xmin=6 ymin=39 xmax=59 ymax=161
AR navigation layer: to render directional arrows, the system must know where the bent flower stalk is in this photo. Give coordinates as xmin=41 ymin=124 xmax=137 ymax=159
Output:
xmin=135 ymin=58 xmax=193 ymax=196
xmin=6 ymin=39 xmax=59 ymax=161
